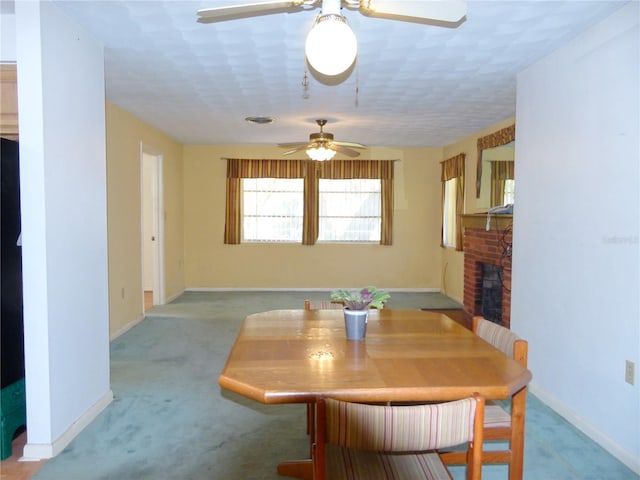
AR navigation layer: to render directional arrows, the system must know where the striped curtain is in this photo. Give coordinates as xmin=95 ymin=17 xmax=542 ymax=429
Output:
xmin=441 ymin=153 xmax=466 ymax=251
xmin=224 ymin=158 xmax=395 ymax=245
xmin=303 ymin=162 xmax=320 ymax=245
xmin=490 ymin=161 xmax=514 ymax=207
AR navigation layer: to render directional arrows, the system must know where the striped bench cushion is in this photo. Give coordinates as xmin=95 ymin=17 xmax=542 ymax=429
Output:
xmin=327 ymin=446 xmax=451 ymax=480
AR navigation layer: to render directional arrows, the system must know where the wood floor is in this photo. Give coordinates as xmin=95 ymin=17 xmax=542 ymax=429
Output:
xmin=144 ymin=290 xmax=153 ymax=311
xmin=0 ymin=431 xmax=45 ymax=480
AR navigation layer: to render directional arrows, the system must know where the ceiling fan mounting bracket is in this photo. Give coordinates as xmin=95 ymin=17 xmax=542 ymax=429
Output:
xmin=310 ymin=131 xmax=334 ymax=142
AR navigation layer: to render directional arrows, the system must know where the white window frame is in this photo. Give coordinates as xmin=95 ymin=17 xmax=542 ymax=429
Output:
xmin=503 ymin=179 xmax=515 ymax=206
xmin=318 ymin=179 xmax=382 ymax=243
xmin=241 ymin=178 xmax=304 ymax=243
xmin=442 ymin=177 xmax=457 ymax=248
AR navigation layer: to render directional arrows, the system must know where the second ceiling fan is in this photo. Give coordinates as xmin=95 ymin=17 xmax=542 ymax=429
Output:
xmin=278 ymin=119 xmax=366 ymax=160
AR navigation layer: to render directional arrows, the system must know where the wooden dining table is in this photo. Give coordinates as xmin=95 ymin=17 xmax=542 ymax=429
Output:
xmin=219 ymin=309 xmax=532 ymax=480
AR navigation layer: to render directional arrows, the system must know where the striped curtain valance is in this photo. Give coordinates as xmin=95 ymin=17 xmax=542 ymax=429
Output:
xmin=318 ymin=160 xmax=394 ymax=179
xmin=226 ymin=158 xmax=306 ymax=178
xmin=441 ymin=153 xmax=465 ymax=181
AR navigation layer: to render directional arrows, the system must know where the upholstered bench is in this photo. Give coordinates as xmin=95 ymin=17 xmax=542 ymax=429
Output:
xmin=1 ymin=378 xmax=26 ymax=460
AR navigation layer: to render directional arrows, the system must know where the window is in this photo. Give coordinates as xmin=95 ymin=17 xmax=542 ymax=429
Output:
xmin=318 ymin=179 xmax=381 ymax=242
xmin=242 ymin=178 xmax=303 ymax=242
xmin=503 ymin=179 xmax=515 ymax=205
xmin=442 ymin=178 xmax=457 ymax=248
xmin=225 ymin=159 xmax=394 ymax=245
xmin=440 ymin=153 xmax=465 ymax=251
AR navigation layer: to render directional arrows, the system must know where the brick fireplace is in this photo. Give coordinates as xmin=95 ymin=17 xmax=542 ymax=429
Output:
xmin=462 ymin=215 xmax=513 ymax=328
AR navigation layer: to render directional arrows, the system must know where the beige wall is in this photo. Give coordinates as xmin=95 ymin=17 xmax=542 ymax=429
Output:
xmin=183 ymin=145 xmax=444 ymax=289
xmin=105 ymin=100 xmax=515 ymax=329
xmin=440 ymin=116 xmax=516 ymax=302
xmin=106 ymin=102 xmax=184 ymax=337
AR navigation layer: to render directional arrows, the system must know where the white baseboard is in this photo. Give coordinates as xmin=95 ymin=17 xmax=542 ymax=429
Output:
xmin=110 ymin=314 xmax=145 ymax=341
xmin=444 ymin=292 xmax=463 ymax=305
xmin=529 ymin=383 xmax=640 ymax=475
xmin=164 ymin=289 xmax=184 ymax=303
xmin=21 ymin=390 xmax=114 ymax=460
xmin=185 ymin=287 xmax=441 ymax=293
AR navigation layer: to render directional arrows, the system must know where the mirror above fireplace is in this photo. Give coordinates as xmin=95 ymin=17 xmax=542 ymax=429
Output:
xmin=475 ymin=124 xmax=516 ymax=210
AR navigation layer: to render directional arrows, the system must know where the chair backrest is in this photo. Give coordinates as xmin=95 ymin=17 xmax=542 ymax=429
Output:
xmin=473 ymin=316 xmax=528 ymax=367
xmin=320 ymin=395 xmax=484 ymax=452
xmin=304 ymin=300 xmax=344 ymax=310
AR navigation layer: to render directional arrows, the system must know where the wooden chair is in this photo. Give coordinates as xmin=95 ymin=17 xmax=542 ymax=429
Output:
xmin=304 ymin=299 xmax=344 ymax=310
xmin=312 ymin=393 xmax=485 ymax=480
xmin=440 ymin=316 xmax=528 ymax=480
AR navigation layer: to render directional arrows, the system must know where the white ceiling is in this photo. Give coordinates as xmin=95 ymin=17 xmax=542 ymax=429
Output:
xmin=46 ymin=0 xmax=628 ymax=148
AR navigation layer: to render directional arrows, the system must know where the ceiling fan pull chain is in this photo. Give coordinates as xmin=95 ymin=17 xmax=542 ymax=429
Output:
xmin=354 ymin=58 xmax=359 ymax=107
xmin=302 ymin=68 xmax=310 ymax=99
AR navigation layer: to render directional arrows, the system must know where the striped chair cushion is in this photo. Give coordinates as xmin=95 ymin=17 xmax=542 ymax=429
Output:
xmin=325 ymin=397 xmax=477 ymax=452
xmin=306 ymin=300 xmax=344 ymax=310
xmin=326 ymin=446 xmax=451 ymax=480
xmin=484 ymin=403 xmax=512 ymax=428
xmin=476 ymin=318 xmax=520 ymax=358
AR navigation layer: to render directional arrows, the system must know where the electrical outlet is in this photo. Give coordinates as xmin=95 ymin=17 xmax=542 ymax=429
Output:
xmin=625 ymin=360 xmax=635 ymax=385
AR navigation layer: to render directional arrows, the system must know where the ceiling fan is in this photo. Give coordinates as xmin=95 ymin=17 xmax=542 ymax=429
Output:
xmin=278 ymin=119 xmax=366 ymax=160
xmin=197 ymin=1 xmax=467 ymax=26
xmin=198 ymin=1 xmax=466 ymax=76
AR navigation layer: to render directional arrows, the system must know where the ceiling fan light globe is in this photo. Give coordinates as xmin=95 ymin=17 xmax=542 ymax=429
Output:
xmin=306 ymin=145 xmax=336 ymax=161
xmin=305 ymin=14 xmax=357 ymax=76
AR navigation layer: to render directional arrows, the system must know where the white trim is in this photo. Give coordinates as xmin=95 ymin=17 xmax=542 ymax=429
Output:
xmin=445 ymin=292 xmax=463 ymax=305
xmin=21 ymin=390 xmax=114 ymax=460
xmin=185 ymin=287 xmax=441 ymax=293
xmin=154 ymin=154 xmax=165 ymax=304
xmin=529 ymin=383 xmax=640 ymax=475
xmin=109 ymin=314 xmax=145 ymax=341
xmin=164 ymin=289 xmax=184 ymax=304
xmin=109 ymin=291 xmax=183 ymax=341
xmin=140 ymin=144 xmax=166 ymax=308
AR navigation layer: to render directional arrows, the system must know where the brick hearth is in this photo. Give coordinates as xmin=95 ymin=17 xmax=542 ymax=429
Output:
xmin=462 ymin=215 xmax=513 ymax=328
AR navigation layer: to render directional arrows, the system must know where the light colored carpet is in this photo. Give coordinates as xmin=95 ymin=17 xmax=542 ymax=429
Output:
xmin=32 ymin=292 xmax=636 ymax=480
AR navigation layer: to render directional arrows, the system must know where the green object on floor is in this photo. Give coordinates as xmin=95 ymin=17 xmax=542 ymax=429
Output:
xmin=0 ymin=377 xmax=26 ymax=460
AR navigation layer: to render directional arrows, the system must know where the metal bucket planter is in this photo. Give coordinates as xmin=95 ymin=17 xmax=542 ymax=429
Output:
xmin=343 ymin=309 xmax=369 ymax=340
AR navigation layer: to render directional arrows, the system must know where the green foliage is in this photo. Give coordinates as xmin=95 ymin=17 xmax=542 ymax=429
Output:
xmin=330 ymin=286 xmax=390 ymax=310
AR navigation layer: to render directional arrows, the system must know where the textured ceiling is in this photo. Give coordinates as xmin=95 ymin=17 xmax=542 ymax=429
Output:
xmin=49 ymin=0 xmax=628 ymax=148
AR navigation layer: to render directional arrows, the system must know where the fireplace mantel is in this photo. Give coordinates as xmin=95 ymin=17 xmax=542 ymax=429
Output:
xmin=462 ymin=213 xmax=513 ymax=230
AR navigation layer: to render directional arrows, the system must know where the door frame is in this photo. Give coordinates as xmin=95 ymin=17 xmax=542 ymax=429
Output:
xmin=140 ymin=143 xmax=165 ymax=307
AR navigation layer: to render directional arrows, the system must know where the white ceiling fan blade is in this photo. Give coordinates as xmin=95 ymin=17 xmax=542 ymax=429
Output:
xmin=281 ymin=145 xmax=310 ymax=155
xmin=332 ymin=144 xmax=361 ymax=157
xmin=278 ymin=142 xmax=309 ymax=148
xmin=197 ymin=1 xmax=310 ymax=23
xmin=359 ymin=0 xmax=467 ymax=24
xmin=333 ymin=140 xmax=366 ymax=149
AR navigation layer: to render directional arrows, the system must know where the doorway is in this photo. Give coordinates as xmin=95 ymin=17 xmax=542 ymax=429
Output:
xmin=141 ymin=145 xmax=164 ymax=311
